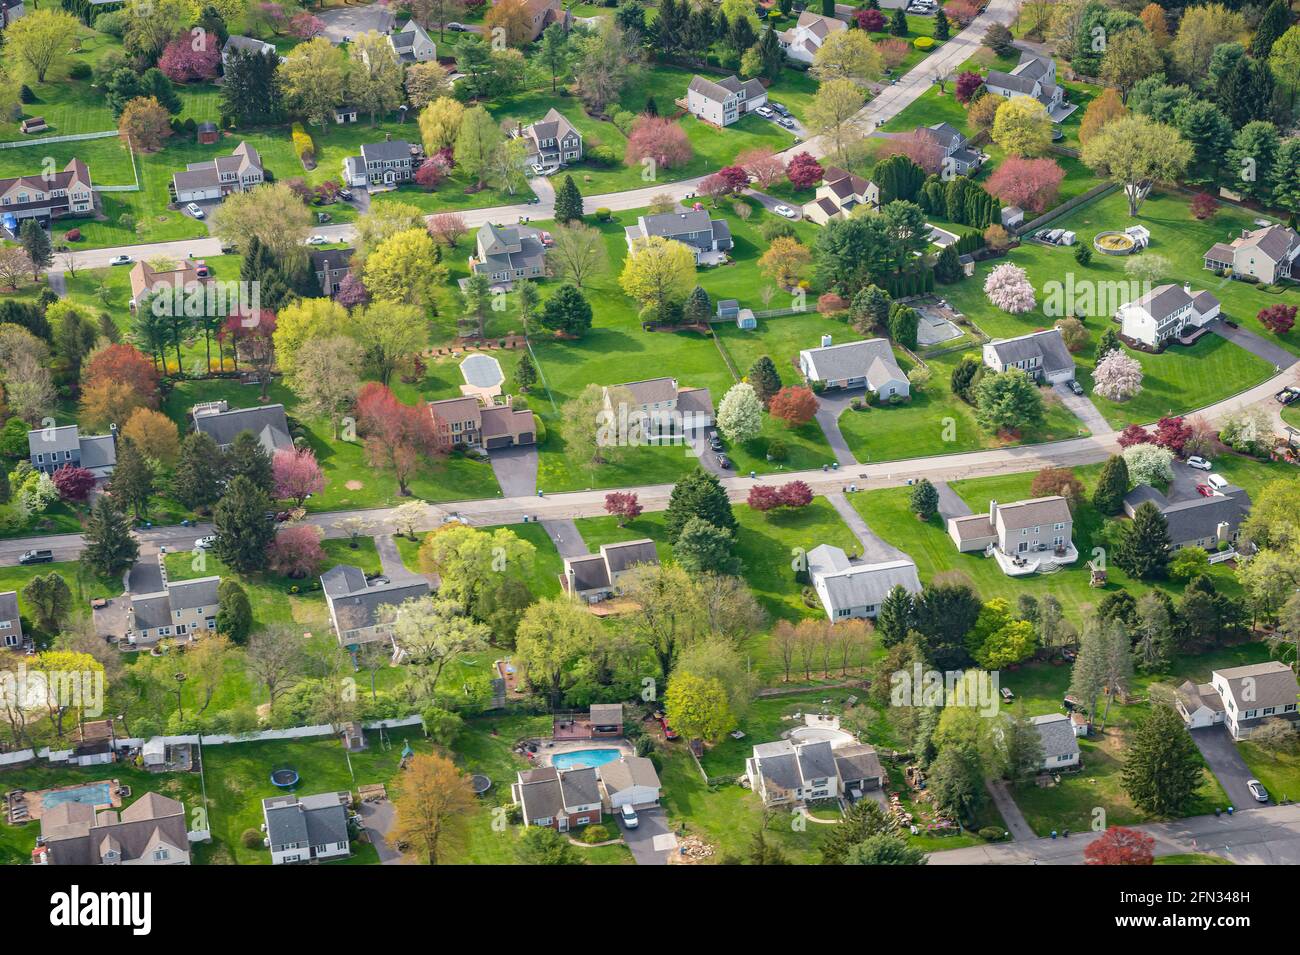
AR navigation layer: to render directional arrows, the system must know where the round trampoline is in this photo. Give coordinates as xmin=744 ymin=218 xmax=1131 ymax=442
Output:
xmin=270 ymin=768 xmax=300 ymax=788
xmin=471 ymin=774 xmax=492 ymax=796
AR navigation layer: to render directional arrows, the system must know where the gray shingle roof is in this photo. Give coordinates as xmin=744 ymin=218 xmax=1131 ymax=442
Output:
xmin=516 ymin=767 xmax=564 ymax=821
xmin=191 ymin=404 xmax=292 ymax=454
xmin=167 ymin=576 xmax=219 ymax=611
xmin=600 ymin=540 xmax=658 ymax=574
xmin=800 ymin=337 xmax=902 ymax=384
xmin=833 ymin=743 xmax=883 ymax=785
xmin=807 ymin=546 xmax=922 ymax=614
xmin=361 ymin=140 xmax=416 ymax=164
xmin=1031 ymin=713 xmax=1080 ymax=761
xmin=995 ymin=496 xmax=1071 ymax=531
xmin=262 ymin=793 xmax=348 ymax=849
xmin=1123 ymin=485 xmax=1251 ymax=546
xmin=559 ymin=766 xmax=601 ymax=808
xmin=1216 ymin=661 xmax=1300 ymax=711
xmin=597 ymin=755 xmax=659 ymax=793
xmin=562 ymin=554 xmax=611 ymax=593
xmin=795 ymin=740 xmax=836 ymax=783
xmin=129 ymin=593 xmax=173 ymax=631
xmin=0 ymin=590 xmax=17 ymax=623
xmin=986 ymin=328 xmax=1074 ymax=376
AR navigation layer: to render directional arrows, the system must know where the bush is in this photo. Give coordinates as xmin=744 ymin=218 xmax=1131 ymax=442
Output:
xmin=594 ymin=207 xmax=612 ymax=221
xmin=241 ymin=828 xmax=263 ymax=848
xmin=291 ymin=122 xmax=315 ymax=162
xmin=19 ymin=86 xmax=34 ymax=104
xmin=64 ymin=228 xmax=82 ymax=242
xmin=69 ymin=62 xmax=92 ymax=80
xmin=581 ymin=823 xmax=612 ymax=843
xmin=979 ymin=826 xmax=1006 ymax=841
xmin=914 ymin=36 xmax=934 ymax=49
xmin=766 ymin=437 xmax=788 ymax=461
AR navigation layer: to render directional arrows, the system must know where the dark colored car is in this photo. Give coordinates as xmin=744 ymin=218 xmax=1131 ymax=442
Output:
xmin=714 ymin=452 xmax=732 ymax=469
xmin=19 ymin=549 xmax=54 ymax=565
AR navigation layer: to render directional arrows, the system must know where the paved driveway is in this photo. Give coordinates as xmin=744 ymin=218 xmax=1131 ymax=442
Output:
xmin=319 ymin=3 xmax=395 ymax=43
xmin=812 ymin=389 xmax=863 ymax=466
xmin=128 ymin=556 xmax=163 ymax=595
xmin=358 ymin=799 xmax=403 ymax=865
xmin=1052 ymin=382 xmax=1111 ymax=436
xmin=1209 ymin=319 xmax=1297 ymax=372
xmin=621 ymin=807 xmax=675 ymax=865
xmin=490 ymin=446 xmax=539 ymax=497
xmin=826 ymin=492 xmax=908 ymax=563
xmin=933 ymin=481 xmax=971 ymax=522
xmin=1190 ymin=725 xmax=1266 ymax=809
xmin=541 ymin=519 xmax=587 ymax=559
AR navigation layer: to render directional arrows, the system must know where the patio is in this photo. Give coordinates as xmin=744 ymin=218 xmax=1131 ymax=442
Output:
xmin=992 ymin=542 xmax=1079 ymax=577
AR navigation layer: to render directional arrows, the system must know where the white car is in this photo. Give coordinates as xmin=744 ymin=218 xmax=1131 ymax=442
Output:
xmin=1247 ymin=779 xmax=1269 ymax=803
xmin=619 ymin=804 xmax=639 ymax=829
xmin=755 ymin=106 xmax=775 ymax=119
xmin=308 ymin=234 xmax=328 ymax=245
xmin=773 ymin=204 xmax=796 ymax=219
xmin=1186 ymin=456 xmax=1212 ymax=471
xmin=109 ymin=254 xmax=132 ymax=266
xmin=194 ymin=536 xmax=217 ymax=550
xmin=186 ymin=202 xmax=205 ymax=219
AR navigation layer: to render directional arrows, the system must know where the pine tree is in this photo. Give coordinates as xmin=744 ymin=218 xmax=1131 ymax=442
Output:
xmin=1116 ymin=501 xmax=1170 ymax=580
xmin=554 ymin=175 xmax=584 ymax=224
xmin=172 ymin=431 xmax=225 ymax=512
xmin=1122 ymin=704 xmax=1206 ymax=815
xmin=224 ymin=431 xmax=274 ymax=494
xmin=747 ymin=355 xmax=783 ymax=406
xmin=0 ymin=467 xmax=9 ymax=505
xmin=216 ymin=579 xmax=253 ymax=643
xmin=1252 ymin=0 xmax=1289 ymax=58
xmin=999 ymin=709 xmax=1045 ymax=784
xmin=82 ymin=496 xmax=139 ymax=579
xmin=909 ymin=479 xmax=939 ymax=520
xmin=758 ymin=26 xmax=784 ymax=80
xmin=875 ymin=585 xmax=914 ymax=647
xmin=664 ymin=468 xmax=736 ymax=541
xmin=213 ymin=475 xmax=275 ymax=573
xmin=515 ymin=351 xmax=538 ymax=393
xmin=107 ymin=438 xmax=154 ymax=520
xmin=683 ymin=285 xmax=712 ymax=325
xmin=19 ymin=219 xmax=52 ymax=277
xmin=890 ymin=7 xmax=908 ymax=36
xmin=934 ymin=9 xmax=949 ymax=41
xmin=821 ymin=0 xmax=834 ymax=16
xmin=850 ymin=284 xmax=891 ymax=334
xmin=934 ymin=243 xmax=962 ymax=283
xmin=1094 ymin=328 xmax=1121 ymax=364
xmin=1092 ymin=454 xmax=1129 ymax=515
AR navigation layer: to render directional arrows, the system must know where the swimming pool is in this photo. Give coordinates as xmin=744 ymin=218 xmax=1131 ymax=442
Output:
xmin=40 ymin=782 xmax=112 ymax=810
xmin=551 ymin=749 xmax=622 ymax=770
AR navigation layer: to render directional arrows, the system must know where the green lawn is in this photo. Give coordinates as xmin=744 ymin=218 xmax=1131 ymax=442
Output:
xmin=394 ymin=521 xmax=565 ymax=598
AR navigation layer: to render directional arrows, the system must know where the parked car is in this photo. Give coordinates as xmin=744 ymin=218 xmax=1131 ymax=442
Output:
xmin=707 ymin=431 xmax=723 ymax=452
xmin=778 ymin=117 xmax=796 ymax=129
xmin=185 ymin=202 xmax=205 ymax=219
xmin=447 ymin=21 xmax=468 ymax=30
xmin=619 ymin=804 xmax=640 ymax=828
xmin=1186 ymin=455 xmax=1212 ymax=471
xmin=194 ymin=263 xmax=210 ymax=278
xmin=714 ymin=452 xmax=732 ymax=469
xmin=1068 ymin=379 xmax=1084 ymax=395
xmin=661 ymin=719 xmax=679 ymax=741
xmin=1247 ymin=779 xmax=1269 ymax=803
xmin=773 ymin=204 xmax=796 ymax=218
xmin=19 ymin=549 xmax=54 ymax=565
xmin=308 ymin=234 xmax=328 ymax=245
xmin=1046 ymin=229 xmax=1065 ymax=244
xmin=1275 ymin=387 xmax=1300 ymax=404
xmin=109 ymin=254 xmax=132 ymax=266
xmin=755 ymin=106 xmax=775 ymax=119
xmin=1207 ymin=473 xmax=1229 ymax=491
xmin=337 ymin=188 xmax=354 ymax=201
xmin=770 ymin=102 xmax=790 ymax=117
xmin=194 ymin=536 xmax=217 ymax=550
xmin=1196 ymin=483 xmax=1214 ymax=497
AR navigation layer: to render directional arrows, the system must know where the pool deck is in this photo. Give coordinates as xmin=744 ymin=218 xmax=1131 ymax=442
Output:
xmin=535 ymin=739 xmax=634 ymax=768
xmin=13 ymin=778 xmax=121 ymax=821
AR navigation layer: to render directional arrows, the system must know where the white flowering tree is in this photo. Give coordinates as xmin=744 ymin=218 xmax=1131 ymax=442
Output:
xmin=716 ymin=382 xmax=763 ymax=444
xmin=983 ymin=263 xmax=1036 ymax=313
xmin=1092 ymin=350 xmax=1144 ymax=401
xmin=1122 ymin=443 xmax=1174 ymax=486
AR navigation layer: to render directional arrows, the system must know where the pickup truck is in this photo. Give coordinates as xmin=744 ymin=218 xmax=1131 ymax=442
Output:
xmin=19 ymin=549 xmax=54 ymax=565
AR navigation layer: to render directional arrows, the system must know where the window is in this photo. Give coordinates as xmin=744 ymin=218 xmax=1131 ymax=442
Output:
xmin=153 ymin=848 xmax=169 ymax=861
xmin=0 ymin=621 xmax=10 ymax=630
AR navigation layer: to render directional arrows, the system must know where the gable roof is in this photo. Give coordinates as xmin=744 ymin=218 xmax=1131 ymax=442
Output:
xmin=799 ymin=337 xmax=902 ymax=384
xmin=986 ymin=328 xmax=1074 ymax=375
xmin=994 ymin=496 xmax=1071 ymax=531
xmin=1030 ymin=713 xmax=1080 ymax=761
xmin=516 ymin=766 xmax=564 ymax=821
xmin=361 ymin=139 xmax=416 ymax=164
xmin=833 ymin=742 xmax=883 ymax=784
xmin=1123 ymin=484 xmax=1251 ymax=544
xmin=1215 ymin=661 xmax=1300 ymax=711
xmin=596 ymin=755 xmax=659 ymax=794
xmin=807 ymin=546 xmax=922 ymax=612
xmin=191 ymin=403 xmax=293 ymax=454
xmin=558 ymin=766 xmax=601 ymax=807
xmin=1235 ymin=224 xmax=1300 ymax=263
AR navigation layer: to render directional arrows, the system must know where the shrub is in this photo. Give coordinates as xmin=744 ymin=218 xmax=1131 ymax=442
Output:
xmin=241 ymin=828 xmax=263 ymax=848
xmin=979 ymin=827 xmax=1005 ymax=841
xmin=594 ymin=207 xmax=611 ymax=221
xmin=69 ymin=62 xmax=92 ymax=80
xmin=767 ymin=437 xmax=788 ymax=461
xmin=291 ymin=122 xmax=315 ymax=162
xmin=581 ymin=823 xmax=612 ymax=843
xmin=65 ymin=228 xmax=82 ymax=242
xmin=914 ymin=36 xmax=934 ymax=49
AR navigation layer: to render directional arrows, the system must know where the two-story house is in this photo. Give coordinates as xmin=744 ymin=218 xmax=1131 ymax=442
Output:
xmin=624 ymin=209 xmax=733 ymax=263
xmin=387 ymin=19 xmax=436 ymax=63
xmin=798 ymin=336 xmax=910 ymax=399
xmin=512 ymin=764 xmax=603 ymax=830
xmin=127 ymin=259 xmax=214 ymax=312
xmin=469 ymin=222 xmax=547 ymax=286
xmin=778 ymin=11 xmax=846 ymax=64
xmin=515 ymin=108 xmax=583 ymax=170
xmin=320 ymin=563 xmax=430 ymax=654
xmin=806 ymin=545 xmax=921 ymax=621
xmin=33 ymin=792 xmax=191 ymax=866
xmin=309 ymin=247 xmax=354 ymax=296
xmin=126 ymin=576 xmax=221 ymax=646
xmin=1116 ymin=283 xmax=1221 ymax=348
xmin=802 ymin=166 xmax=879 ymax=225
xmin=560 ymin=539 xmax=660 ymax=602
xmin=427 ymin=395 xmax=537 ymax=450
xmin=171 ymin=141 xmax=265 ymax=204
xmin=984 ymin=53 xmax=1065 ymax=113
xmin=1123 ymin=483 xmax=1251 ymax=553
xmin=1204 ymin=224 xmax=1300 ymax=284
xmin=746 ymin=738 xmax=884 ymax=807
xmin=27 ymin=424 xmax=117 ymax=479
xmin=191 ymin=401 xmax=293 ymax=456
xmin=600 ymin=376 xmax=713 ymax=442
xmin=914 ymin=123 xmax=984 ymax=174
xmin=1177 ymin=661 xmax=1300 ymax=740
xmin=0 ymin=158 xmax=96 ymax=226
xmin=261 ymin=792 xmax=351 ymax=865
xmin=1030 ymin=713 xmax=1082 ymax=770
xmin=342 ymin=139 xmax=421 ymax=190
xmin=685 ymin=74 xmax=768 ymax=127
xmin=0 ymin=591 xmax=26 ymax=652
xmin=982 ymin=328 xmax=1076 ymax=385
xmin=947 ymin=495 xmax=1076 ymax=574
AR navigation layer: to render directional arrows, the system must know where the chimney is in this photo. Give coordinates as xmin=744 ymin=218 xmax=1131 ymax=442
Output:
xmin=109 ymin=423 xmax=118 ymax=446
xmin=1217 ymin=521 xmax=1231 ymax=546
xmin=1183 ymin=282 xmax=1192 ymax=296
xmin=821 ymin=334 xmax=832 ymax=348
xmin=989 ymin=499 xmax=997 ymax=522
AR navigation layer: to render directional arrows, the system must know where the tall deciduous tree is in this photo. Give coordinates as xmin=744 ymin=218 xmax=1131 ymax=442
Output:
xmin=390 ymin=752 xmax=477 ymax=864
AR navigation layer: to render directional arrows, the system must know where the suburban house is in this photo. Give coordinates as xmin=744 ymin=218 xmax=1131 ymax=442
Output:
xmin=1204 ymin=224 xmax=1300 ymax=284
xmin=126 ymin=576 xmax=221 ymax=646
xmin=778 ymin=11 xmax=846 ymax=64
xmin=0 ymin=158 xmax=95 ymax=225
xmin=387 ymin=19 xmax=436 ymax=62
xmin=560 ymin=539 xmax=660 ymax=602
xmin=947 ymin=496 xmax=1077 ymax=574
xmin=601 ymin=376 xmax=714 ymax=440
xmin=982 ymin=328 xmax=1076 ymax=384
xmin=1177 ymin=661 xmax=1300 ymax=740
xmin=321 ymin=564 xmax=430 ymax=652
xmin=27 ymin=424 xmax=117 ymax=478
xmin=802 ymin=166 xmax=879 ymax=225
xmin=191 ymin=401 xmax=293 ymax=455
xmin=914 ymin=123 xmax=984 ymax=174
xmin=806 ymin=544 xmax=922 ymax=621
xmin=685 ymin=74 xmax=768 ymax=127
xmin=171 ymin=141 xmax=264 ymax=204
xmin=624 ymin=209 xmax=733 ymax=263
xmin=596 ymin=755 xmax=661 ymax=810
xmin=1030 ymin=713 xmax=1081 ymax=771
xmin=512 ymin=765 xmax=603 ymax=831
xmin=222 ymin=34 xmax=277 ymax=65
xmin=745 ymin=738 xmax=884 ymax=807
xmin=1116 ymin=283 xmax=1222 ymax=349
xmin=514 ymin=108 xmax=583 ymax=169
xmin=127 ymin=258 xmax=213 ymax=311
xmin=798 ymin=336 xmax=910 ymax=399
xmin=427 ymin=395 xmax=537 ymax=450
xmin=310 ymin=247 xmax=354 ymax=296
xmin=261 ymin=792 xmax=351 ymax=865
xmin=504 ymin=0 xmax=571 ymax=42
xmin=1123 ymin=483 xmax=1252 ymax=552
xmin=0 ymin=591 xmax=26 ymax=652
xmin=342 ymin=139 xmax=421 ymax=190
xmin=983 ymin=53 xmax=1065 ymax=113
xmin=33 ymin=792 xmax=191 ymax=866
xmin=0 ymin=0 xmax=24 ymax=28
xmin=470 ymin=222 xmax=548 ymax=286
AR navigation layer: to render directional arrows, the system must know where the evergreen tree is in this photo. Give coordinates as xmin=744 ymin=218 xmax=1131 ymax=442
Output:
xmin=934 ymin=243 xmax=962 ymax=283
xmin=674 ymin=517 xmax=742 ymax=575
xmin=107 ymin=437 xmax=154 ymax=520
xmin=142 ymin=68 xmax=182 ymax=114
xmin=0 ymin=467 xmax=9 ymax=505
xmin=757 ymin=25 xmax=784 ymax=80
xmin=664 ymin=468 xmax=736 ymax=541
xmin=909 ymin=478 xmax=939 ymax=520
xmin=1252 ymin=0 xmax=1290 ymax=58
xmin=1115 ymin=501 xmax=1171 ymax=580
xmin=875 ymin=585 xmax=914 ymax=647
xmin=934 ymin=9 xmax=949 ymax=41
xmin=821 ymin=0 xmax=835 ymax=16
xmin=1092 ymin=454 xmax=1129 ymax=515
xmin=554 ymin=175 xmax=584 ymax=224
xmin=515 ymin=351 xmax=538 ymax=393
xmin=19 ymin=219 xmax=52 ymax=277
xmin=683 ymin=285 xmax=712 ymax=325
xmin=928 ymin=745 xmax=985 ymax=821
xmin=213 ymin=475 xmax=275 ymax=573
xmin=1219 ymin=57 xmax=1275 ymax=128
xmin=850 ymin=284 xmax=892 ymax=334
xmin=747 ymin=355 xmax=783 ymax=406
xmin=172 ymin=431 xmax=225 ymax=512
xmin=874 ymin=154 xmax=925 ymax=205
xmin=950 ymin=354 xmax=982 ymax=404
xmin=82 ymin=496 xmax=139 ymax=579
xmin=890 ymin=7 xmax=908 ymax=36
xmin=843 ymin=834 xmax=928 ymax=865
xmin=1094 ymin=327 xmax=1121 ymax=363
xmin=820 ymin=800 xmax=895 ymax=864
xmin=656 ymin=0 xmax=686 ymax=55
xmin=1122 ymin=704 xmax=1206 ymax=815
xmin=196 ymin=4 xmax=230 ymax=45
xmin=219 ymin=49 xmax=284 ymax=127
xmin=224 ymin=431 xmax=274 ymax=494
xmin=216 ymin=579 xmax=253 ymax=643
xmin=538 ymin=284 xmax=593 ymax=337
xmin=998 ymin=709 xmax=1045 ymax=784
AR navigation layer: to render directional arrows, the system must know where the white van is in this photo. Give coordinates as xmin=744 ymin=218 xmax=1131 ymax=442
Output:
xmin=619 ymin=804 xmax=639 ymax=829
xmin=1207 ymin=473 xmax=1229 ymax=491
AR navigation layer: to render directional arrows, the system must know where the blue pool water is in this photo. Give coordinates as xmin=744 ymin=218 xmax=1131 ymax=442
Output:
xmin=551 ymin=749 xmax=622 ymax=770
xmin=41 ymin=782 xmax=112 ymax=809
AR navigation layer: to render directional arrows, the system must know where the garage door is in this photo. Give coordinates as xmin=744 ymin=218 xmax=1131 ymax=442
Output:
xmin=484 ymin=435 xmax=511 ymax=450
xmin=516 ymin=432 xmax=535 ymax=445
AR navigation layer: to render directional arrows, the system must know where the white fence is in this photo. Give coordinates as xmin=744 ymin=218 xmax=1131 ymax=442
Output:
xmin=0 ymin=749 xmax=36 ymax=767
xmin=0 ymin=130 xmax=119 ymax=149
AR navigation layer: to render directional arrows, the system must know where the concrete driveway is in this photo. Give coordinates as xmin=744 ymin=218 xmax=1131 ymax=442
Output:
xmin=1052 ymin=382 xmax=1111 ymax=436
xmin=1209 ymin=319 xmax=1297 ymax=373
xmin=1190 ymin=725 xmax=1267 ymax=809
xmin=490 ymin=446 xmax=539 ymax=497
xmin=541 ymin=518 xmax=587 ymax=559
xmin=621 ymin=807 xmax=675 ymax=865
xmin=827 ymin=492 xmax=908 ymax=563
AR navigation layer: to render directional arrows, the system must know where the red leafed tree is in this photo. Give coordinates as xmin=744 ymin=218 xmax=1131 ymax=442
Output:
xmin=158 ymin=37 xmax=221 ymax=83
xmin=855 ymin=8 xmax=886 ymax=30
xmin=737 ymin=147 xmax=785 ymax=189
xmin=1190 ymin=192 xmax=1218 ymax=221
xmin=778 ymin=480 xmax=813 ymax=508
xmin=747 ymin=484 xmax=784 ymax=511
xmin=1084 ymin=827 xmax=1155 ymax=866
xmin=288 ymin=11 xmax=326 ymax=39
xmin=357 ymin=383 xmax=440 ymax=496
xmin=1152 ymin=416 xmax=1192 ymax=456
xmin=786 ymin=152 xmax=824 ymax=189
xmin=700 ymin=172 xmax=734 ymax=203
xmin=955 ymin=71 xmax=984 ymax=104
xmin=946 ymin=0 xmax=982 ymax=23
xmin=226 ymin=310 xmax=277 ymax=401
xmin=769 ymin=386 xmax=819 ymax=427
xmin=877 ymin=130 xmax=946 ymax=174
xmin=428 ymin=211 xmax=469 ymax=246
xmin=415 ymin=155 xmax=451 ymax=190
xmin=876 ymin=38 xmax=910 ymax=70
xmin=84 ymin=343 xmax=160 ymax=400
xmin=272 ymin=447 xmax=326 ymax=506
xmin=52 ymin=465 xmax=96 ymax=503
xmin=604 ymin=491 xmax=643 ymax=526
xmin=1259 ymin=304 xmax=1297 ymax=336
xmin=817 ymin=292 xmax=848 ymax=315
xmin=1116 ymin=423 xmax=1152 ymax=448
xmin=268 ymin=524 xmax=327 ymax=579
xmin=625 ymin=116 xmax=693 ymax=170
xmin=717 ymin=165 xmax=750 ymax=191
xmin=985 ymin=157 xmax=1066 ymax=213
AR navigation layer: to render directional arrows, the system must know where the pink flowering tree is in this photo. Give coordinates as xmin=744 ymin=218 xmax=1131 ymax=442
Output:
xmin=985 ymin=157 xmax=1066 ymax=213
xmin=877 ymin=130 xmax=946 ymax=174
xmin=747 ymin=485 xmax=783 ymax=512
xmin=158 ymin=37 xmax=221 ymax=83
xmin=51 ymin=465 xmax=96 ymax=503
xmin=786 ymin=152 xmax=824 ymax=189
xmin=335 ymin=272 xmax=369 ymax=306
xmin=984 ymin=263 xmax=1036 ymax=313
xmin=414 ymin=154 xmax=451 ymax=190
xmin=955 ymin=71 xmax=984 ymax=104
xmin=268 ymin=524 xmax=326 ymax=578
xmin=272 ymin=446 xmax=326 ymax=506
xmin=289 ymin=11 xmax=325 ymax=39
xmin=1093 ymin=350 xmax=1144 ymax=402
xmin=603 ymin=492 xmax=643 ymax=526
xmin=624 ymin=116 xmax=693 ymax=170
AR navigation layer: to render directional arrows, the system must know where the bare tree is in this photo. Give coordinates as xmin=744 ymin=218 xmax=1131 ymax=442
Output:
xmin=246 ymin=625 xmax=307 ymax=708
xmin=546 ymin=223 xmax=609 ymax=289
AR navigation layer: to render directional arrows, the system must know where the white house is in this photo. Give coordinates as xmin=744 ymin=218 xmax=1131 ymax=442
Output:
xmin=171 ymin=141 xmax=265 ymax=204
xmin=982 ymin=328 xmax=1076 ymax=384
xmin=0 ymin=591 xmax=24 ymax=652
xmin=806 ymin=544 xmax=921 ymax=621
xmin=600 ymin=376 xmax=713 ymax=441
xmin=947 ymin=496 xmax=1076 ymax=575
xmin=802 ymin=166 xmax=879 ymax=225
xmin=1177 ymin=661 xmax=1300 ymax=740
xmin=1115 ymin=283 xmax=1221 ymax=348
xmin=799 ymin=336 xmax=909 ymax=399
xmin=1030 ymin=713 xmax=1081 ymax=770
xmin=387 ymin=19 xmax=436 ymax=63
xmin=685 ymin=74 xmax=767 ymax=127
xmin=261 ymin=792 xmax=351 ymax=865
xmin=746 ymin=738 xmax=884 ymax=807
xmin=984 ymin=53 xmax=1065 ymax=113
xmin=624 ymin=209 xmax=733 ymax=263
xmin=596 ymin=756 xmax=661 ymax=810
xmin=778 ymin=11 xmax=846 ymax=64
xmin=1204 ymin=224 xmax=1300 ymax=284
